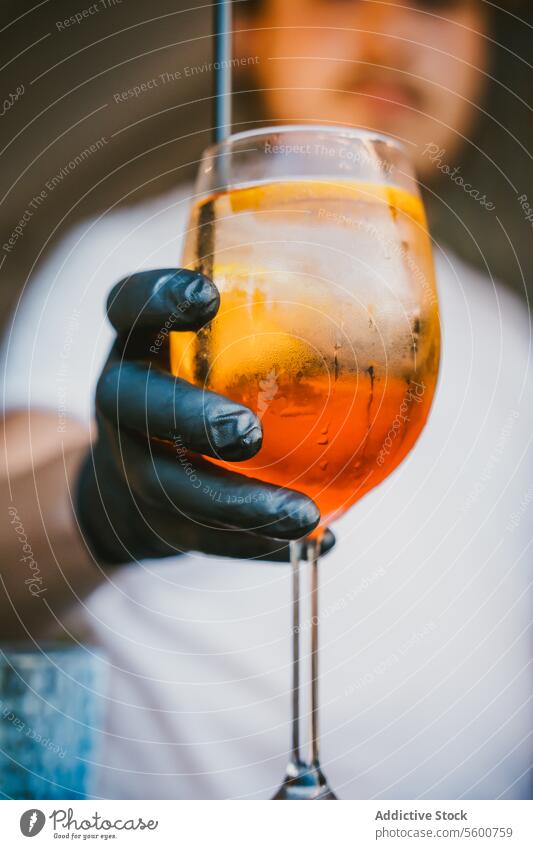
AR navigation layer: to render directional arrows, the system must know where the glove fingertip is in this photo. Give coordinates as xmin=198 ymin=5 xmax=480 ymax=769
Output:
xmin=171 ymin=271 xmax=220 ymax=328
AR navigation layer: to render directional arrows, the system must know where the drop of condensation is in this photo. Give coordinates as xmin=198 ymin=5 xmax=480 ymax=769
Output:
xmin=319 ymin=460 xmax=329 ymax=471
xmin=411 ymin=311 xmax=421 ymax=356
xmin=318 ymin=421 xmax=330 ymax=445
xmin=333 ymin=329 xmax=344 ymax=383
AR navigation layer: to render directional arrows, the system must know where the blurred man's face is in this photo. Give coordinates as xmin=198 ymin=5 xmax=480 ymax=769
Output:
xmin=235 ymin=0 xmax=489 ymax=176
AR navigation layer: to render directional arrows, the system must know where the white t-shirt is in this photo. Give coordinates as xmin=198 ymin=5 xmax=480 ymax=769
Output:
xmin=2 ymin=187 xmax=533 ymax=800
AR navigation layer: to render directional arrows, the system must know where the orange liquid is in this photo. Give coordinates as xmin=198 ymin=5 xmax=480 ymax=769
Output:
xmin=171 ymin=180 xmax=440 ymax=529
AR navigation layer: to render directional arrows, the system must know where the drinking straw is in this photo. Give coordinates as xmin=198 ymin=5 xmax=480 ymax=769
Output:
xmin=194 ymin=2 xmax=232 ymax=381
xmin=212 ymin=0 xmax=232 ymax=143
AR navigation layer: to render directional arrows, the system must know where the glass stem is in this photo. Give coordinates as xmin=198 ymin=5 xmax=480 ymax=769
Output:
xmin=308 ymin=536 xmax=320 ymax=767
xmin=289 ymin=537 xmax=321 ymax=771
xmin=290 ymin=540 xmax=302 ymax=766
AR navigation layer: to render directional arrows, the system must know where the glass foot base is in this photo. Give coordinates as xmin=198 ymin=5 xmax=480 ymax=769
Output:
xmin=272 ymin=763 xmax=337 ymax=800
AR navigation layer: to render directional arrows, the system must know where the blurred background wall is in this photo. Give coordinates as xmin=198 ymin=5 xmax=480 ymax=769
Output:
xmin=1 ymin=0 xmax=532 ymax=333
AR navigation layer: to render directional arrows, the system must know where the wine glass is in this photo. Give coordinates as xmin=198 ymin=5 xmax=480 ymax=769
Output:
xmin=170 ymin=126 xmax=440 ymax=800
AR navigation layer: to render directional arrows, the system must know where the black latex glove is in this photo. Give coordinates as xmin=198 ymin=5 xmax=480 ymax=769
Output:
xmin=75 ymin=268 xmax=335 ymax=566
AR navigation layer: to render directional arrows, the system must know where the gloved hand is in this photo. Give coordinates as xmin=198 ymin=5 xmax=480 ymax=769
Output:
xmin=75 ymin=268 xmax=334 ymax=566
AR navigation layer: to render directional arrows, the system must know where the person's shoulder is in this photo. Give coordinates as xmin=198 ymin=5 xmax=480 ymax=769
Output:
xmin=435 ymin=246 xmax=531 ymax=348
xmin=435 ymin=247 xmax=533 ymax=419
xmin=29 ymin=183 xmax=195 ymax=298
xmin=92 ymin=183 xmax=195 ymax=238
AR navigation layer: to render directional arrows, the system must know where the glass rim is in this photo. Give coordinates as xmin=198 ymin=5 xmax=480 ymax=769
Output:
xmin=204 ymin=123 xmax=408 ymax=156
